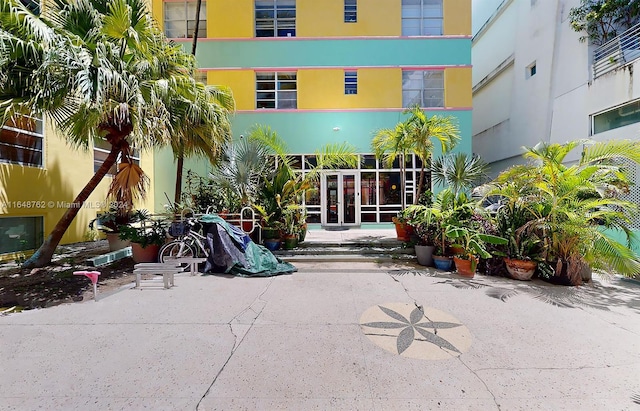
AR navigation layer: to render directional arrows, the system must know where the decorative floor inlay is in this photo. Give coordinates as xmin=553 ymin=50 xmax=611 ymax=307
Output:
xmin=359 ymin=303 xmax=472 ymax=360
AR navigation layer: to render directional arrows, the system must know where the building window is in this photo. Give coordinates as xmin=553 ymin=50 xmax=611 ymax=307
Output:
xmin=402 ymin=70 xmax=444 ymax=107
xmin=526 ymin=62 xmax=537 ymax=78
xmin=0 ymin=115 xmax=44 ymax=167
xmin=593 ymin=100 xmax=640 ymax=135
xmin=402 ymin=0 xmax=443 ymax=36
xmin=256 ymin=72 xmax=297 ymax=109
xmin=93 ymin=139 xmax=141 ymax=176
xmin=0 ymin=216 xmax=44 ymax=255
xmin=345 ymin=0 xmax=357 ymax=23
xmin=164 ymin=0 xmax=207 ymax=39
xmin=255 ymin=0 xmax=296 ymax=37
xmin=20 ymin=0 xmax=40 ymax=14
xmin=345 ymin=71 xmax=357 ymax=95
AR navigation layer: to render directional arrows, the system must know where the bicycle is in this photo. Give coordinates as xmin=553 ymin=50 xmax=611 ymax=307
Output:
xmin=158 ymin=217 xmax=210 ymax=263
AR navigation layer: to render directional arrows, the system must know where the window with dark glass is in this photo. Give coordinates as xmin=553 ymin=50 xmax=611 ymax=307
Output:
xmin=20 ymin=0 xmax=40 ymax=14
xmin=255 ymin=0 xmax=296 ymax=37
xmin=256 ymin=72 xmax=297 ymax=109
xmin=164 ymin=1 xmax=207 ymax=38
xmin=345 ymin=71 xmax=358 ymax=95
xmin=0 ymin=115 xmax=44 ymax=167
xmin=345 ymin=0 xmax=357 ymax=22
xmin=0 ymin=216 xmax=44 ymax=255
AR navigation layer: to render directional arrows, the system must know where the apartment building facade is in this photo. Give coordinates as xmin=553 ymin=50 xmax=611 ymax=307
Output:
xmin=0 ymin=0 xmax=472 ymax=258
xmin=151 ymin=0 xmax=473 ymax=228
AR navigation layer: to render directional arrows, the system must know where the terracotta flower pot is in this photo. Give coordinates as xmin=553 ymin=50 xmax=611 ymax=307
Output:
xmin=453 ymin=256 xmax=478 ymax=278
xmin=106 ymin=232 xmax=130 ymax=252
xmin=504 ymin=258 xmax=537 ymax=281
xmin=393 ymin=221 xmax=413 ymax=242
xmin=131 ymin=243 xmax=160 ymax=263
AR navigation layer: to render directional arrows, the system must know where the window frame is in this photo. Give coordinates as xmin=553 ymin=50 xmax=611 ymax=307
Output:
xmin=0 ymin=115 xmax=45 ymax=168
xmin=255 ymin=0 xmax=296 ymax=38
xmin=344 ymin=0 xmax=357 ymax=23
xmin=93 ymin=139 xmax=141 ymax=177
xmin=163 ymin=0 xmax=207 ymax=39
xmin=0 ymin=216 xmax=44 ymax=255
xmin=401 ymin=0 xmax=443 ymax=36
xmin=256 ymin=71 xmax=298 ymax=109
xmin=345 ymin=70 xmax=358 ymax=95
xmin=402 ymin=69 xmax=444 ymax=108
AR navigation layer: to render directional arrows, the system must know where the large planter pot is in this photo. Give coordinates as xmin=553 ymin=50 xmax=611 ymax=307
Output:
xmin=131 ymin=243 xmax=160 ymax=263
xmin=263 ymin=238 xmax=281 ymax=251
xmin=415 ymin=245 xmax=436 ymax=267
xmin=393 ymin=221 xmax=413 ymax=242
xmin=433 ymin=255 xmax=454 ymax=271
xmin=262 ymin=227 xmax=280 ymax=240
xmin=282 ymin=235 xmax=299 ymax=250
xmin=453 ymin=256 xmax=478 ymax=278
xmin=504 ymin=258 xmax=537 ymax=281
xmin=106 ymin=232 xmax=130 ymax=252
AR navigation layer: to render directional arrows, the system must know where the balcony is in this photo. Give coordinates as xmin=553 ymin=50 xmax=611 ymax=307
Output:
xmin=593 ymin=22 xmax=640 ymax=78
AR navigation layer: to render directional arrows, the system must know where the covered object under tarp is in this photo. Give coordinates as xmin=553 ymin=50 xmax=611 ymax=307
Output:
xmin=199 ymin=214 xmax=296 ymax=277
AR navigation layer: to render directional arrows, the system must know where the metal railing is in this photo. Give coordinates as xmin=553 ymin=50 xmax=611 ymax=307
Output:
xmin=593 ymin=22 xmax=640 ymax=78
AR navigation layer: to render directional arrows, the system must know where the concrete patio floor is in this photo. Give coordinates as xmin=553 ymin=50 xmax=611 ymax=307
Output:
xmin=1 ymin=257 xmax=640 ymax=410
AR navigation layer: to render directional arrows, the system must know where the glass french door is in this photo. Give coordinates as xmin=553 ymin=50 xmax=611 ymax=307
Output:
xmin=322 ymin=172 xmax=360 ymax=227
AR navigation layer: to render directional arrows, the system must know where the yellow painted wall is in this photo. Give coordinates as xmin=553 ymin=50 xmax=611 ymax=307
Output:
xmin=151 ymin=0 xmax=163 ymax=31
xmin=208 ymin=70 xmax=255 ymax=110
xmin=209 ymin=0 xmax=254 ymax=38
xmin=0 ymin=123 xmax=156 ymax=258
xmin=298 ymin=0 xmax=400 ymax=37
xmin=445 ymin=67 xmax=472 ymax=107
xmin=298 ymin=68 xmax=401 ymax=109
xmin=444 ymin=0 xmax=471 ymax=36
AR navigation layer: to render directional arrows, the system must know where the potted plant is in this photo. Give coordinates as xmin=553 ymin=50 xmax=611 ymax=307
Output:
xmin=88 ymin=203 xmax=139 ymax=251
xmin=446 ymin=225 xmax=507 ymax=278
xmin=392 ymin=209 xmax=413 ymax=242
xmin=118 ymin=210 xmax=167 ymax=263
xmin=406 ymin=205 xmax=438 ymax=266
xmin=280 ymin=205 xmax=300 ymax=250
xmin=253 ymin=204 xmax=283 ymax=251
xmin=487 ymin=140 xmax=640 ymax=285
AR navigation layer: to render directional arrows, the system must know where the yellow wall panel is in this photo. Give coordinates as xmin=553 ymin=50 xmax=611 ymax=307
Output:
xmin=298 ymin=0 xmax=400 ymax=37
xmin=208 ymin=70 xmax=255 ymax=110
xmin=151 ymin=0 xmax=163 ymax=31
xmin=444 ymin=0 xmax=471 ymax=36
xmin=298 ymin=68 xmax=401 ymax=109
xmin=445 ymin=68 xmax=472 ymax=107
xmin=209 ymin=0 xmax=254 ymax=38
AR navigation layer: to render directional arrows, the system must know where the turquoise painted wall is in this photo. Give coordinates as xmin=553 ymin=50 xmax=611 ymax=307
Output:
xmin=153 ymin=147 xmax=213 ymax=213
xmin=183 ymin=38 xmax=471 ymax=68
xmin=229 ymin=110 xmax=472 ymax=154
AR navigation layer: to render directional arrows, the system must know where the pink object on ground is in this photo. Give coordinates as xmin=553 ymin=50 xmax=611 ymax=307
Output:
xmin=73 ymin=271 xmax=101 ymax=301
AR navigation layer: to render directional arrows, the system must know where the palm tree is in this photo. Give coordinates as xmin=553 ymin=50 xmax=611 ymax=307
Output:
xmin=403 ymin=106 xmax=460 ymax=202
xmin=0 ymin=0 xmax=232 ymax=267
xmin=431 ymin=152 xmax=488 ymax=199
xmin=372 ymin=106 xmax=460 ymax=207
xmin=488 ymin=139 xmax=640 ymax=283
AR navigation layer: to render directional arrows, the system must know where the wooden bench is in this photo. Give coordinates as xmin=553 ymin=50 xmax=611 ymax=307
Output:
xmin=163 ymin=257 xmax=207 ymax=275
xmin=133 ymin=262 xmax=185 ymax=289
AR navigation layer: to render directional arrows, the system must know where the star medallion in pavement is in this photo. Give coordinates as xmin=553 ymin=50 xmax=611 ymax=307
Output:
xmin=359 ymin=303 xmax=472 ymax=360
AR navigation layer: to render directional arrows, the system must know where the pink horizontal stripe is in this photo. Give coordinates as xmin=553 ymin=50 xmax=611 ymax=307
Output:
xmin=236 ymin=107 xmax=472 ymax=114
xmin=203 ymin=65 xmax=472 ymax=71
xmin=170 ymin=35 xmax=471 ymax=42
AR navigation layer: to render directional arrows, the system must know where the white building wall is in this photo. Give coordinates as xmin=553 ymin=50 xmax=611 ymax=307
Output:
xmin=473 ymin=0 xmax=640 ymax=172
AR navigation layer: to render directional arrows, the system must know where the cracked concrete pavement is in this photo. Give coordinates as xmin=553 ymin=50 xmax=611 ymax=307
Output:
xmin=1 ymin=261 xmax=640 ymax=410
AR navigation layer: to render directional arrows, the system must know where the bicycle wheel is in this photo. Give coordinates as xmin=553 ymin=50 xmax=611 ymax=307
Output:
xmin=158 ymin=240 xmax=195 ymax=263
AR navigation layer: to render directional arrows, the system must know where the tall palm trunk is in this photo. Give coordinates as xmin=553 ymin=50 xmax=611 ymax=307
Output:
xmin=22 ymin=140 xmax=124 ymax=268
xmin=174 ymin=0 xmax=203 ymax=206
